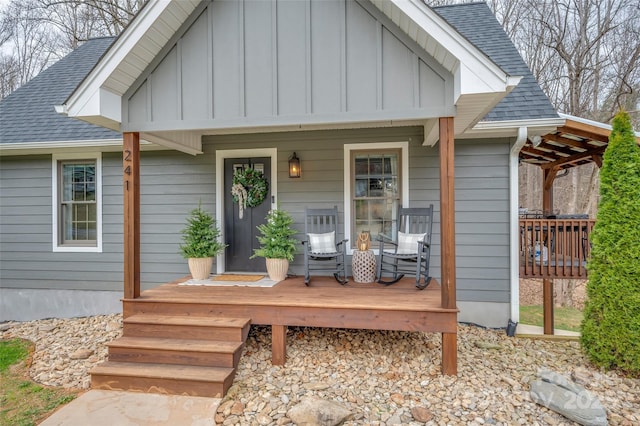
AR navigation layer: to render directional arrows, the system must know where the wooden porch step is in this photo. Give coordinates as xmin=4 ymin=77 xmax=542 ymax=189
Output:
xmin=90 ymin=361 xmax=235 ymax=398
xmin=107 ymin=336 xmax=243 ymax=368
xmin=123 ymin=314 xmax=251 ymax=341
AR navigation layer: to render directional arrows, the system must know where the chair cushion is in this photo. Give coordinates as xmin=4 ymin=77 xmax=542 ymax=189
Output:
xmin=308 ymin=231 xmax=336 ymax=253
xmin=396 ymin=232 xmax=426 ymax=254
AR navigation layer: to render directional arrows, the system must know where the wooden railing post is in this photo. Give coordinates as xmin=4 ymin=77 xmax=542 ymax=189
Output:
xmin=543 ymin=278 xmax=554 ymax=334
xmin=123 ymin=132 xmax=140 ymax=300
xmin=439 ymin=116 xmax=457 ymax=375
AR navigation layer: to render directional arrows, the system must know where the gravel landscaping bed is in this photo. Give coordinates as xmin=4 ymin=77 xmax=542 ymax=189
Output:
xmin=1 ymin=314 xmax=638 ymax=425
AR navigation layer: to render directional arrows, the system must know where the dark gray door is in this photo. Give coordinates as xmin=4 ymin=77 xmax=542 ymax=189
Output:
xmin=224 ymin=157 xmax=271 ymax=272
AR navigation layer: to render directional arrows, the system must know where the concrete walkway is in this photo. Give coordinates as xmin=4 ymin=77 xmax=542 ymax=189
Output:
xmin=516 ymin=323 xmax=580 ymax=339
xmin=40 ymin=390 xmax=221 ymax=426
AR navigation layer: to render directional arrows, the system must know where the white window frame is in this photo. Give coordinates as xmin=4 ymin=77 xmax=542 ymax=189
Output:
xmin=343 ymin=142 xmax=409 ymax=254
xmin=52 ymin=152 xmax=103 ymax=252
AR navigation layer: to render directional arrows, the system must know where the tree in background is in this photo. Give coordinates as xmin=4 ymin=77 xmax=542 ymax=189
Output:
xmin=581 ymin=110 xmax=640 ymax=375
xmin=0 ymin=0 xmax=143 ymax=98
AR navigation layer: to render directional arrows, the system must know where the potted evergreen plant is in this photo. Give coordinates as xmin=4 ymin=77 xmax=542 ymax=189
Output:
xmin=180 ymin=204 xmax=226 ymax=280
xmin=251 ymin=208 xmax=297 ymax=281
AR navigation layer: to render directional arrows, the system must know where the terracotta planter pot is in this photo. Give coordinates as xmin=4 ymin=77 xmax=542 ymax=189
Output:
xmin=188 ymin=257 xmax=214 ymax=280
xmin=265 ymin=258 xmax=289 ymax=281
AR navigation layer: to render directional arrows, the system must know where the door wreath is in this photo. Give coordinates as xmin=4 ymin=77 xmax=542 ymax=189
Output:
xmin=231 ymin=168 xmax=269 ymax=219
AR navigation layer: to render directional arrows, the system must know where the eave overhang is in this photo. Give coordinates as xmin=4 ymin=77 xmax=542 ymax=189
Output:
xmin=60 ymin=0 xmax=520 ymax=152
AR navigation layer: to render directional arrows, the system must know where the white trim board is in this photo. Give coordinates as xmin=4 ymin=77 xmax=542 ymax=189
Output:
xmin=215 ymin=148 xmax=278 ymax=274
xmin=51 ymin=152 xmax=103 ymax=253
xmin=343 ymin=141 xmax=409 ymax=254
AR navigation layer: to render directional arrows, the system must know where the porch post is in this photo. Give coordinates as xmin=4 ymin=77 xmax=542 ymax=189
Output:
xmin=439 ymin=116 xmax=457 ymax=375
xmin=542 ymin=168 xmax=555 ymax=334
xmin=272 ymin=325 xmax=287 ymax=365
xmin=123 ymin=132 xmax=141 ymax=299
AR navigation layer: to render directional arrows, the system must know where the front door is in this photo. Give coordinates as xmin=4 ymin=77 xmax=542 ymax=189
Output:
xmin=224 ymin=157 xmax=271 ymax=272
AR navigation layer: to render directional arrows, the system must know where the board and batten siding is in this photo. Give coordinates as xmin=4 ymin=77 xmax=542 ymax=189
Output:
xmin=123 ymin=0 xmax=454 ymax=133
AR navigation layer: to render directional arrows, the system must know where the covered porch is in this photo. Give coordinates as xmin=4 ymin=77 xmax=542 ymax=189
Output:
xmin=98 ymin=119 xmax=460 ymax=397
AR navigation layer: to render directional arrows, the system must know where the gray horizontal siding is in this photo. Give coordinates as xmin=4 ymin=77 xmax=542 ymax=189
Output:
xmin=2 ymin=130 xmax=512 ymax=307
xmin=1 ymin=154 xmax=121 ymax=291
xmin=205 ymin=127 xmax=431 ymax=276
xmin=123 ymin=0 xmax=453 ymax=133
xmin=138 ymin=149 xmax=216 ymax=287
xmin=454 ymin=139 xmax=511 ymax=303
xmin=0 ymin=151 xmax=216 ymax=292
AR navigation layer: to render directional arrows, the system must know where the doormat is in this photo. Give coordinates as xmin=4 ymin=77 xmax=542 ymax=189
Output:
xmin=179 ymin=276 xmax=279 ymax=287
xmin=211 ymin=274 xmax=264 ymax=282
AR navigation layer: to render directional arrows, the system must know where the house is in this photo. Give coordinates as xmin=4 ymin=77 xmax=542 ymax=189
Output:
xmin=1 ymin=37 xmax=124 ymax=320
xmin=1 ymin=1 xmax=562 ymax=332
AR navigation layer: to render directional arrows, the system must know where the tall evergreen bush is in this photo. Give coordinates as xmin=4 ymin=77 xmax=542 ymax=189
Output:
xmin=581 ymin=111 xmax=640 ymax=375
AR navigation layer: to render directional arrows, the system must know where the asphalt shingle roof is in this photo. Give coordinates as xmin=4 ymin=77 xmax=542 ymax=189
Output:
xmin=0 ymin=37 xmax=120 ymax=145
xmin=434 ymin=2 xmax=558 ymax=122
xmin=0 ymin=3 xmax=558 ymax=146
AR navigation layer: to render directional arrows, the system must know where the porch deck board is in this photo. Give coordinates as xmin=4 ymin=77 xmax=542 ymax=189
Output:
xmin=124 ymin=276 xmax=458 ymax=334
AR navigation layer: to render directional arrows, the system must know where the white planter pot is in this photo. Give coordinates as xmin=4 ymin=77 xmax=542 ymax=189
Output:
xmin=188 ymin=257 xmax=214 ymax=280
xmin=265 ymin=258 xmax=289 ymax=281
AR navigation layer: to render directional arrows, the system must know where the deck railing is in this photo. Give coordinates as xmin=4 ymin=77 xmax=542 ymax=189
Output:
xmin=519 ymin=218 xmax=596 ymax=279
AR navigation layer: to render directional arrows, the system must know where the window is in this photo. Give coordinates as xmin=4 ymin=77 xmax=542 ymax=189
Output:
xmin=344 ymin=142 xmax=408 ymax=252
xmin=52 ymin=153 xmax=102 ymax=252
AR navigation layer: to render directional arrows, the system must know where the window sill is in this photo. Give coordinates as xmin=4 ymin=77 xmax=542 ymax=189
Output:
xmin=53 ymin=245 xmax=102 ymax=253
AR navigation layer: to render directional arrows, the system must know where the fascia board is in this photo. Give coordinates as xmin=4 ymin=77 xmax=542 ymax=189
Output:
xmin=65 ymin=87 xmax=121 ymax=123
xmin=0 ymin=139 xmax=165 ymax=156
xmin=63 ymin=0 xmax=172 ymax=121
xmin=559 ymin=112 xmax=640 ymax=137
xmin=473 ymin=117 xmax=566 ymax=130
xmin=0 ymin=139 xmax=123 ymax=152
xmin=558 ymin=113 xmax=612 ymax=130
xmin=459 ymin=117 xmax=566 ymax=139
xmin=386 ymin=0 xmax=517 ymax=95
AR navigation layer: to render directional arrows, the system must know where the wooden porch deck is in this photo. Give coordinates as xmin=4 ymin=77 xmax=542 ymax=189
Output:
xmin=91 ymin=275 xmax=458 ymax=397
xmin=125 ymin=276 xmax=456 ymax=333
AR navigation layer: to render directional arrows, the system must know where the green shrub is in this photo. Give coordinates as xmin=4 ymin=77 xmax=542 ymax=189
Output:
xmin=179 ymin=205 xmax=226 ymax=258
xmin=581 ymin=111 xmax=640 ymax=376
xmin=251 ymin=208 xmax=297 ymax=261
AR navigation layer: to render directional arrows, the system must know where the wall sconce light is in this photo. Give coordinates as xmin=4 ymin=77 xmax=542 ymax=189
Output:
xmin=288 ymin=152 xmax=301 ymax=178
xmin=531 ymin=135 xmax=543 ymax=147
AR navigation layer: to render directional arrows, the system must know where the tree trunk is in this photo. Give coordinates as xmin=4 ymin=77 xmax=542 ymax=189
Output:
xmin=555 ymin=279 xmax=575 ymax=308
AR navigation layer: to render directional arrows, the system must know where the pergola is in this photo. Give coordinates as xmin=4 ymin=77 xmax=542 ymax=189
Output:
xmin=520 ymin=113 xmax=640 ymax=217
xmin=518 ymin=113 xmax=640 ymax=334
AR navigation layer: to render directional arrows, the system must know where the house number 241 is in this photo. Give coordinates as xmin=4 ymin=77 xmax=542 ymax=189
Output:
xmin=124 ymin=149 xmax=132 ymax=191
